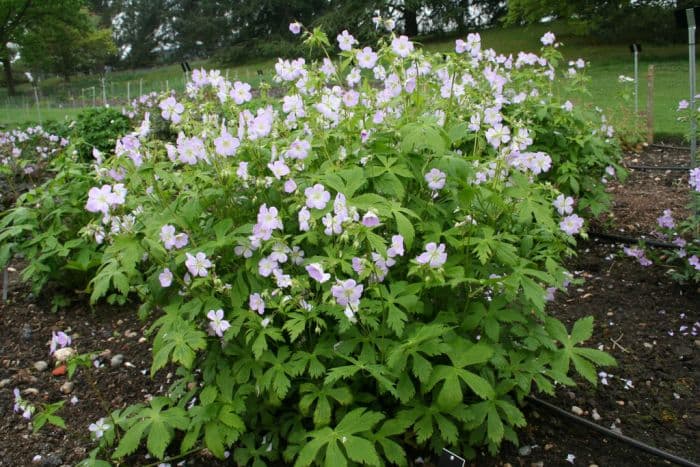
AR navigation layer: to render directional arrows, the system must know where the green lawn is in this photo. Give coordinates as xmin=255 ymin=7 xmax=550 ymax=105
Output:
xmin=423 ymin=22 xmax=689 ymax=139
xmin=0 ymin=106 xmax=83 ymax=127
xmin=0 ymin=21 xmax=692 ymax=138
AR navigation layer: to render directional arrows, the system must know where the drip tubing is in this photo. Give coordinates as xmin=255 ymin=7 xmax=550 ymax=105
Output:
xmin=649 ymin=143 xmax=691 ymax=151
xmin=626 ymin=165 xmax=690 ymax=171
xmin=526 ymin=396 xmax=700 ymax=467
xmin=590 ymin=231 xmax=679 ymax=249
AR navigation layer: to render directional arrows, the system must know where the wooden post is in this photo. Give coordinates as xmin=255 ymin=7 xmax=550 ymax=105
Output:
xmin=646 ymin=65 xmax=655 ymax=144
xmin=127 ymin=81 xmax=131 ymax=101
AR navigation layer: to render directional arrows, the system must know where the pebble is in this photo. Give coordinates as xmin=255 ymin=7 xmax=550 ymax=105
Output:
xmin=0 ymin=378 xmax=12 ymax=388
xmin=21 ymin=324 xmax=32 ymax=341
xmin=110 ymin=354 xmax=125 ymax=367
xmin=643 ymin=342 xmax=653 ymax=349
xmin=53 ymin=347 xmax=75 ymax=363
xmin=518 ymin=445 xmax=532 ymax=456
xmin=60 ymin=382 xmax=74 ymax=394
xmin=616 ymin=400 xmax=625 ymax=406
xmin=544 ymin=444 xmax=554 ymax=451
xmin=571 ymin=406 xmax=584 ymax=416
xmin=33 ymin=361 xmax=48 ymax=372
xmin=592 ymin=408 xmax=602 ymax=421
xmin=22 ymin=388 xmax=39 ymax=395
xmin=124 ymin=330 xmax=138 ymax=338
xmin=531 ymin=462 xmax=544 ymax=467
xmin=694 ymin=339 xmax=700 ymax=348
xmin=138 ymin=337 xmax=147 ymax=344
xmin=99 ymin=349 xmax=112 ymax=359
xmin=42 ymin=452 xmax=63 ymax=467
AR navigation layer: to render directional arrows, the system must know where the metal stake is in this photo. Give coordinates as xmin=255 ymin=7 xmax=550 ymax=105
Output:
xmin=688 ymin=8 xmax=697 ymax=169
xmin=32 ymin=85 xmax=42 ymax=124
xmin=634 ymin=49 xmax=639 ymax=114
xmin=2 ymin=268 xmax=8 ymax=302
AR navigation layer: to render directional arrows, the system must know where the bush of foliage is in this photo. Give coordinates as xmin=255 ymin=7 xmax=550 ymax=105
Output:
xmin=68 ymin=26 xmax=623 ymax=465
xmin=1 ymin=25 xmax=622 ymax=465
xmin=0 ymin=125 xmax=69 ymax=210
xmin=73 ymin=107 xmax=132 ymax=161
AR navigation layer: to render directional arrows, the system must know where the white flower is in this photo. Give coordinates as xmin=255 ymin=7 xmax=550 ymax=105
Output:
xmin=89 ymin=418 xmax=111 ymax=439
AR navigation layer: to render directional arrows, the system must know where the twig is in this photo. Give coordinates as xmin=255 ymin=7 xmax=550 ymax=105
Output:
xmin=610 ymin=333 xmax=629 ymax=353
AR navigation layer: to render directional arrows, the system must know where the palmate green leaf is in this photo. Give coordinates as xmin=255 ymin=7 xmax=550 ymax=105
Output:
xmin=387 ymin=304 xmax=407 ymax=337
xmin=571 ymin=353 xmax=598 ymax=385
xmin=486 ymin=406 xmax=504 ymax=444
xmin=570 ymin=316 xmax=593 ymax=344
xmin=344 ymin=436 xmax=381 ymax=466
xmin=393 ymin=210 xmax=415 ymax=250
xmin=574 ymin=347 xmax=617 ymax=367
xmin=294 ymin=409 xmax=384 ymax=467
xmin=434 ymin=413 xmax=458 ymax=444
xmin=495 ymin=399 xmax=526 ymax=427
xmin=113 ymin=419 xmax=149 ymax=459
xmin=335 ymin=408 xmax=385 ymax=434
xmin=324 ymin=440 xmax=347 ymax=467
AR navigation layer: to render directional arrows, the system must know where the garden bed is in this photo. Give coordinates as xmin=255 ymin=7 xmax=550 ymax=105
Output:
xmin=1 ymin=145 xmax=698 ymax=466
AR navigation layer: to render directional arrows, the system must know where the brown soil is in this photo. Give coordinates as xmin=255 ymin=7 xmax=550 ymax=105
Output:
xmin=1 ymin=145 xmax=698 ymax=466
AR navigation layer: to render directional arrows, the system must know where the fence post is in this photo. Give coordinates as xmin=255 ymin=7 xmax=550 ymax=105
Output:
xmin=101 ymin=78 xmax=107 ymax=107
xmin=139 ymin=78 xmax=143 ymax=97
xmin=646 ymin=65 xmax=654 ymax=144
xmin=92 ymin=86 xmax=96 ymax=107
xmin=127 ymin=81 xmax=131 ymax=102
xmin=166 ymin=79 xmax=169 ymax=92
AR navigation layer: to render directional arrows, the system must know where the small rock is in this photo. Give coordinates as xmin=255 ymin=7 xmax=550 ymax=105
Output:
xmin=31 ymin=455 xmax=43 ymax=464
xmin=0 ymin=378 xmax=12 ymax=388
xmin=53 ymin=347 xmax=75 ymax=363
xmin=98 ymin=349 xmax=111 ymax=359
xmin=60 ymin=382 xmax=74 ymax=394
xmin=124 ymin=330 xmax=138 ymax=338
xmin=518 ymin=445 xmax=532 ymax=456
xmin=110 ymin=354 xmax=124 ymax=367
xmin=616 ymin=400 xmax=625 ymax=406
xmin=21 ymin=324 xmax=32 ymax=341
xmin=571 ymin=406 xmax=584 ymax=416
xmin=23 ymin=387 xmax=40 ymax=395
xmin=589 ymin=464 xmax=600 ymax=467
xmin=544 ymin=444 xmax=554 ymax=451
xmin=124 ymin=361 xmax=135 ymax=368
xmin=33 ymin=361 xmax=48 ymax=372
xmin=42 ymin=452 xmax=62 ymax=467
xmin=592 ymin=409 xmax=602 ymax=421
xmin=531 ymin=462 xmax=544 ymax=467
xmin=51 ymin=365 xmax=66 ymax=377
xmin=643 ymin=342 xmax=653 ymax=349
xmin=694 ymin=339 xmax=700 ymax=348
xmin=138 ymin=337 xmax=147 ymax=344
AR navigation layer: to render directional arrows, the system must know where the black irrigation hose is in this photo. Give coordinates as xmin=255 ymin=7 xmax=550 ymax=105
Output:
xmin=590 ymin=231 xmax=679 ymax=249
xmin=626 ymin=165 xmax=691 ymax=171
xmin=526 ymin=396 xmax=700 ymax=467
xmin=649 ymin=143 xmax=691 ymax=151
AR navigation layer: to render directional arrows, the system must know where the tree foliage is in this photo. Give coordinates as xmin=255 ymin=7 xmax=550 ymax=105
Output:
xmin=21 ymin=10 xmax=116 ymax=81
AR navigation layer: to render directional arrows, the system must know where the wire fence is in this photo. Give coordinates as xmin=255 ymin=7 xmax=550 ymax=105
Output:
xmin=0 ymin=67 xmax=267 ymax=111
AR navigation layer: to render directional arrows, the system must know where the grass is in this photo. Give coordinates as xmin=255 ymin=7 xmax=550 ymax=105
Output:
xmin=423 ymin=21 xmax=689 ymax=139
xmin=0 ymin=106 xmax=83 ymax=127
xmin=0 ymin=20 xmax=691 ymax=138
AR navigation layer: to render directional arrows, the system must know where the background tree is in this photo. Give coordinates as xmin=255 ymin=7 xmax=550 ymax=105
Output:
xmin=20 ymin=10 xmax=117 ymax=81
xmin=0 ymin=0 xmax=88 ymax=95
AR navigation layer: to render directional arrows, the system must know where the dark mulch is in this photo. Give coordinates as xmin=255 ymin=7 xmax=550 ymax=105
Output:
xmin=0 ymin=144 xmax=698 ymax=466
xmin=594 ymin=143 xmax=693 ymax=238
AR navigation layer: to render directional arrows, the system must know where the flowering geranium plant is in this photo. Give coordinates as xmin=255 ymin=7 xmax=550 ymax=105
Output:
xmin=15 ymin=26 xmax=621 ymax=465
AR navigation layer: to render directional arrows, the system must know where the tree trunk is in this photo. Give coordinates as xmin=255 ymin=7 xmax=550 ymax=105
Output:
xmin=1 ymin=54 xmax=16 ymax=96
xmin=404 ymin=8 xmax=418 ymax=36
